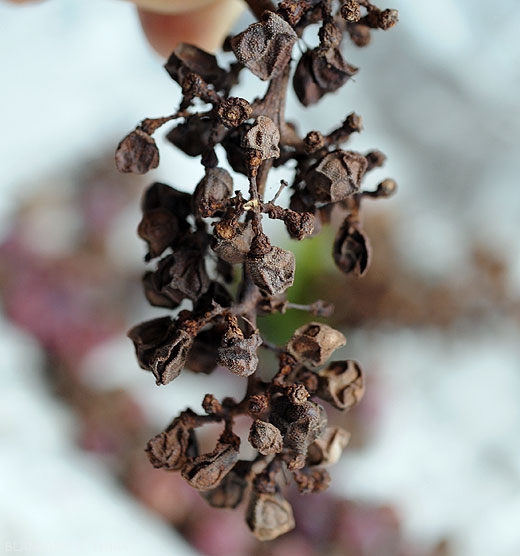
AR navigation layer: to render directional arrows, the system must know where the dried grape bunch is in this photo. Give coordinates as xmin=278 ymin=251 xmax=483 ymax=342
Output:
xmin=117 ymin=0 xmax=397 ymax=541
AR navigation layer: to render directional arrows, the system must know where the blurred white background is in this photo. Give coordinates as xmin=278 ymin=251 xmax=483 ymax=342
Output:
xmin=1 ymin=1 xmax=520 ymax=555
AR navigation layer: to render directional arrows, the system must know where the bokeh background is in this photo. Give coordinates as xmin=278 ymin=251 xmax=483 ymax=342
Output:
xmin=1 ymin=1 xmax=520 ymax=555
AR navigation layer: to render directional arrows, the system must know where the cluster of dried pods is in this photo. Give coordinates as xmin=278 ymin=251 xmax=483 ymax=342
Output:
xmin=116 ymin=0 xmax=397 ymax=541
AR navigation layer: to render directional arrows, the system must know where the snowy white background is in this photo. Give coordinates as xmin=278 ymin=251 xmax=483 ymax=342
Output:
xmin=1 ymin=1 xmax=520 ymax=555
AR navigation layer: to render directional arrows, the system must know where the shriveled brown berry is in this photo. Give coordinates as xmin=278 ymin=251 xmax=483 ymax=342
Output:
xmin=341 ymin=0 xmax=361 ymax=22
xmin=231 ymin=12 xmax=297 ymax=81
xmin=145 ymin=417 xmax=195 ymax=471
xmin=317 ymin=360 xmax=365 ymax=410
xmin=242 ymin=116 xmax=280 ymax=161
xmin=137 ymin=208 xmax=178 ymax=259
xmin=249 ymin=420 xmax=283 ymax=455
xmin=165 ymin=43 xmax=228 ymax=91
xmin=217 ymin=320 xmax=262 ymax=377
xmin=306 ymin=150 xmax=368 ymax=203
xmin=293 ymin=48 xmax=358 ymax=106
xmin=292 ymin=467 xmax=331 ymax=494
xmin=246 ymin=492 xmax=295 ymax=541
xmin=217 ymin=97 xmax=252 ymax=128
xmin=287 ymin=322 xmax=346 ymax=368
xmin=193 ymin=167 xmax=233 ymax=218
xmin=212 ymin=220 xmax=255 ymax=264
xmin=246 ymin=246 xmax=295 ymax=296
xmin=115 ymin=129 xmax=159 ymax=174
xmin=307 ymin=426 xmax=351 ymax=466
xmin=127 ymin=318 xmax=194 ymax=385
xmin=182 ymin=433 xmax=240 ymax=491
xmin=203 ymin=470 xmax=248 ymax=509
xmin=333 ymin=216 xmax=371 ymax=276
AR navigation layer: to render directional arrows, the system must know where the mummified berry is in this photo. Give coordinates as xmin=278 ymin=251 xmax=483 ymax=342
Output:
xmin=181 ymin=432 xmax=240 ymax=491
xmin=317 ymin=360 xmax=365 ymax=410
xmin=292 ymin=467 xmax=331 ymax=494
xmin=231 ymin=11 xmax=297 ymax=81
xmin=246 ymin=246 xmax=295 ymax=296
xmin=217 ymin=97 xmax=252 ymax=128
xmin=115 ymin=129 xmax=159 ymax=174
xmin=333 ymin=216 xmax=371 ymax=276
xmin=137 ymin=208 xmax=179 ymax=259
xmin=307 ymin=426 xmax=351 ymax=466
xmin=212 ymin=220 xmax=255 ymax=264
xmin=145 ymin=416 xmax=196 ymax=471
xmin=127 ymin=317 xmax=194 ymax=385
xmin=287 ymin=322 xmax=346 ymax=368
xmin=165 ymin=43 xmax=229 ymax=91
xmin=246 ymin=491 xmax=295 ymax=541
xmin=217 ymin=316 xmax=262 ymax=377
xmin=242 ymin=116 xmax=280 ymax=161
xmin=341 ymin=0 xmax=362 ymax=23
xmin=293 ymin=48 xmax=358 ymax=107
xmin=193 ymin=167 xmax=233 ymax=218
xmin=203 ymin=469 xmax=248 ymax=509
xmin=306 ymin=150 xmax=368 ymax=203
xmin=249 ymin=420 xmax=283 ymax=455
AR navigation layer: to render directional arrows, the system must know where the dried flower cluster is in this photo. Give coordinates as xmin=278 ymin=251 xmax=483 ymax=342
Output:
xmin=117 ymin=0 xmax=397 ymax=541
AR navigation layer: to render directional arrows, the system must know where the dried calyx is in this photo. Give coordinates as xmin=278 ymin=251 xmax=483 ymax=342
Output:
xmin=117 ymin=0 xmax=397 ymax=542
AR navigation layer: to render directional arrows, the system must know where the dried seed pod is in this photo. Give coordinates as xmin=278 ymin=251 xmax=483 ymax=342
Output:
xmin=212 ymin=220 xmax=255 ymax=264
xmin=317 ymin=360 xmax=365 ymax=410
xmin=231 ymin=12 xmax=297 ymax=81
xmin=287 ymin=322 xmax=346 ymax=368
xmin=217 ymin=316 xmax=262 ymax=377
xmin=333 ymin=216 xmax=371 ymax=276
xmin=203 ymin=469 xmax=248 ymax=509
xmin=182 ymin=432 xmax=240 ymax=491
xmin=293 ymin=48 xmax=358 ymax=107
xmin=306 ymin=150 xmax=368 ymax=203
xmin=249 ymin=420 xmax=283 ymax=455
xmin=145 ymin=417 xmax=196 ymax=471
xmin=164 ymin=43 xmax=229 ymax=91
xmin=246 ymin=246 xmax=295 ymax=296
xmin=307 ymin=426 xmax=351 ymax=466
xmin=217 ymin=97 xmax=252 ymax=128
xmin=137 ymin=208 xmax=179 ymax=259
xmin=242 ymin=116 xmax=280 ymax=161
xmin=246 ymin=491 xmax=295 ymax=541
xmin=193 ymin=167 xmax=233 ymax=218
xmin=115 ymin=129 xmax=159 ymax=174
